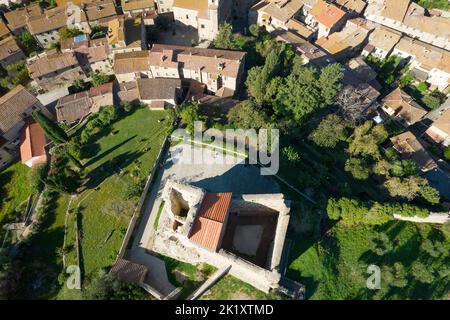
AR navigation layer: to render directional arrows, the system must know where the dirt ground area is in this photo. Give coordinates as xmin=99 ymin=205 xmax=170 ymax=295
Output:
xmin=221 ymin=210 xmax=278 ymax=268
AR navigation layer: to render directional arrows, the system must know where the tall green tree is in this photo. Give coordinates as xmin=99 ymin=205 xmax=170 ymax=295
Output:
xmin=227 ymin=99 xmax=269 ymax=130
xmin=32 ymin=111 xmax=68 ymax=144
xmin=213 ymin=23 xmax=238 ymax=50
xmin=309 ymin=114 xmax=347 ymax=148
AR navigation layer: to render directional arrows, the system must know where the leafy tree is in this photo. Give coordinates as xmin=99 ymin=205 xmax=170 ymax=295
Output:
xmin=373 ymin=159 xmax=392 ymax=177
xmin=227 ymin=99 xmax=268 ymax=130
xmin=318 ymin=63 xmax=344 ymax=105
xmin=90 ymin=72 xmax=111 ymax=87
xmin=0 ymin=250 xmax=21 ymax=299
xmin=326 ymin=198 xmax=392 ymax=226
xmin=391 ymin=159 xmax=418 ymax=177
xmin=19 ymin=31 xmax=40 ymax=56
xmin=384 ymin=176 xmax=427 ymax=200
xmin=348 ymin=122 xmax=383 ymax=159
xmin=345 ymin=157 xmax=370 ymax=180
xmin=419 ymin=185 xmax=440 ymax=205
xmin=309 ymin=114 xmax=347 ymax=148
xmin=382 ymin=263 xmax=408 ymax=288
xmin=180 ymin=102 xmax=201 ymax=134
xmin=369 ymin=232 xmax=393 ymax=256
xmin=213 ymin=23 xmax=238 ymax=50
xmin=32 ymin=111 xmax=68 ymax=144
xmin=421 ymin=239 xmax=445 ymax=258
xmin=83 ymin=269 xmax=147 ymax=300
xmin=282 ymin=146 xmax=300 ymax=163
xmin=248 ymin=24 xmax=260 ymax=37
xmin=411 ymin=261 xmax=435 ymax=284
xmin=441 ymin=222 xmax=450 ymax=241
xmin=422 ymin=94 xmax=441 ymax=110
xmin=437 ymin=265 xmax=450 ymax=278
xmin=28 ymin=163 xmax=47 ymax=192
xmin=444 ymin=147 xmax=450 ymax=161
xmin=58 ymin=26 xmax=83 ymax=40
xmin=70 ymin=78 xmax=89 ymax=93
xmin=45 ymin=155 xmax=81 ymax=193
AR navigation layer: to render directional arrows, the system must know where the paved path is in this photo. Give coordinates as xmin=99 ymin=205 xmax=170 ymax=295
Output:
xmin=393 ymin=212 xmax=450 ymax=224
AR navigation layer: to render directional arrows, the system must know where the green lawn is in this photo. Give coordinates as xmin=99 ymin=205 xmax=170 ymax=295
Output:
xmin=287 ymin=216 xmax=450 ymax=299
xmin=19 ymin=193 xmax=71 ymax=299
xmin=415 ymin=0 xmax=449 ymax=10
xmin=0 ymin=161 xmax=32 ymax=228
xmin=200 ymin=275 xmax=283 ymax=300
xmin=69 ymin=108 xmax=169 ymax=280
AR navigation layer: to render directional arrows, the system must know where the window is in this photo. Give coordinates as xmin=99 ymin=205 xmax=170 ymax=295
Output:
xmin=186 ymin=14 xmax=189 ymax=19
xmin=201 ymin=24 xmax=205 ymax=28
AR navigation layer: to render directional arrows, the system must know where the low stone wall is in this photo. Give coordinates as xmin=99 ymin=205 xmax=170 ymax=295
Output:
xmin=117 ymin=136 xmax=169 ymax=258
xmin=393 ymin=212 xmax=450 ymax=224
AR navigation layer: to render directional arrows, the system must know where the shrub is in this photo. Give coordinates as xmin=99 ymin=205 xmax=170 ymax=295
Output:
xmin=369 ymin=232 xmax=393 ymax=256
xmin=411 ymin=261 xmax=435 ymax=284
xmin=28 ymin=164 xmax=47 ymax=193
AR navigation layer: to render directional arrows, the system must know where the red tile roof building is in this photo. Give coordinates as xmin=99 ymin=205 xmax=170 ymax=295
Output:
xmin=189 ymin=192 xmax=232 ymax=252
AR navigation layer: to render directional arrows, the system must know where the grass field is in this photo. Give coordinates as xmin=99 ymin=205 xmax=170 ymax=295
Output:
xmin=286 ymin=208 xmax=450 ymax=299
xmin=19 ymin=193 xmax=71 ymax=299
xmin=0 ymin=161 xmax=31 ymax=228
xmin=200 ymin=276 xmax=283 ymax=300
xmin=67 ymin=108 xmax=170 ymax=282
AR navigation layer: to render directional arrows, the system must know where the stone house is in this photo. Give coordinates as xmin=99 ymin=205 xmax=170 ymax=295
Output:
xmin=113 ymin=50 xmax=152 ymax=83
xmin=173 ymin=0 xmax=232 ymax=42
xmin=55 ymin=82 xmax=114 ymax=124
xmin=364 ymin=0 xmax=450 ymax=50
xmin=361 ymin=26 xmax=402 ymax=60
xmin=107 ymin=17 xmax=147 ymax=58
xmin=27 ymin=51 xmax=87 ymax=91
xmin=121 ymin=0 xmax=156 ymax=17
xmin=380 ymin=87 xmax=427 ymax=127
xmin=148 ymin=44 xmax=246 ymax=94
xmin=390 ymin=131 xmax=437 ymax=172
xmin=153 ymin=180 xmax=291 ymax=293
xmin=62 ymin=35 xmax=113 ymax=75
xmin=0 ymin=85 xmax=51 ymax=169
xmin=137 ymin=78 xmax=183 ymax=108
xmin=4 ymin=3 xmax=43 ymax=36
xmin=0 ymin=36 xmax=25 ymax=68
xmin=392 ymin=37 xmax=450 ymax=92
xmin=19 ymin=121 xmax=48 ymax=168
xmin=307 ymin=0 xmax=346 ymax=38
xmin=424 ymin=109 xmax=450 ymax=147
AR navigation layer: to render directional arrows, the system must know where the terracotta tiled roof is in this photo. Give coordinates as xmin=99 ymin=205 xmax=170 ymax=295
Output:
xmin=121 ymin=0 xmax=155 ymax=12
xmin=286 ymin=19 xmax=313 ymax=38
xmin=0 ymin=21 xmax=10 ymax=39
xmin=27 ymin=51 xmax=80 ymax=79
xmin=395 ymin=37 xmax=450 ymax=74
xmin=0 ymin=85 xmax=40 ymax=133
xmin=335 ymin=0 xmax=367 ymax=14
xmin=382 ymin=87 xmax=427 ymax=125
xmin=20 ymin=121 xmax=47 ymax=165
xmin=27 ymin=7 xmax=73 ymax=34
xmin=137 ymin=78 xmax=181 ymax=100
xmin=56 ymin=91 xmax=92 ymax=123
xmin=0 ymin=36 xmax=23 ymax=61
xmin=110 ymin=258 xmax=148 ymax=284
xmin=173 ymin=0 xmax=209 ymax=18
xmin=310 ymin=0 xmax=346 ymax=29
xmin=368 ymin=26 xmax=402 ymax=52
xmin=113 ymin=50 xmax=150 ymax=74
xmin=4 ymin=4 xmax=42 ymax=32
xmin=84 ymin=0 xmax=117 ymax=21
xmin=189 ymin=192 xmax=232 ymax=252
xmin=56 ymin=82 xmax=113 ymax=123
xmin=259 ymin=0 xmax=304 ymax=23
xmin=431 ymin=109 xmax=450 ymax=137
xmin=149 ymin=44 xmax=245 ymax=79
xmin=390 ymin=131 xmax=436 ymax=171
xmin=380 ymin=0 xmax=410 ymax=22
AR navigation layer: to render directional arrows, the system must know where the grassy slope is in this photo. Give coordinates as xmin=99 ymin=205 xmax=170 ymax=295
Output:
xmin=73 ymin=108 xmax=169 ymax=277
xmin=287 ymin=217 xmax=450 ymax=299
xmin=200 ymin=276 xmax=283 ymax=300
xmin=20 ymin=193 xmax=71 ymax=299
xmin=0 ymin=161 xmax=31 ymax=227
